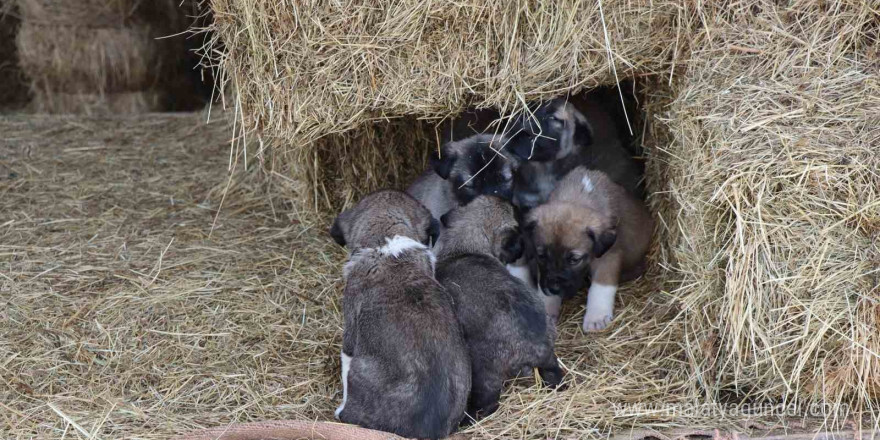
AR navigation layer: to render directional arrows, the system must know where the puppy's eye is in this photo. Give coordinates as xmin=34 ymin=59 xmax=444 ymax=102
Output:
xmin=546 ymin=116 xmax=563 ymax=125
xmin=567 ymin=253 xmax=583 ymax=265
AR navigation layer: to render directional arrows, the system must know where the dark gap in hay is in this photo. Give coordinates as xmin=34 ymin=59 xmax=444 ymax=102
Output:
xmin=0 ymin=1 xmax=29 ymax=110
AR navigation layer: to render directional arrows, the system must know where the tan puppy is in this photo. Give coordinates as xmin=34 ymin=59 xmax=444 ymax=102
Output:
xmin=524 ymin=167 xmax=653 ymax=332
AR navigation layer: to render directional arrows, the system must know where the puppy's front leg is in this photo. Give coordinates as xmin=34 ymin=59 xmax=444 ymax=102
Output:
xmin=583 ymin=254 xmax=621 ymax=333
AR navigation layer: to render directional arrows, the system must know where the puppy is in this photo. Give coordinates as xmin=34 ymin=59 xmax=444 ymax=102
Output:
xmin=509 ymin=95 xmax=644 ymax=211
xmin=508 ymin=97 xmax=592 ymax=162
xmin=407 ymin=134 xmax=517 ymax=219
xmin=330 ymin=190 xmax=440 ymax=249
xmin=524 ymin=167 xmax=653 ymax=333
xmin=330 ymin=191 xmax=471 ymax=439
xmin=434 ymin=196 xmax=564 ymax=420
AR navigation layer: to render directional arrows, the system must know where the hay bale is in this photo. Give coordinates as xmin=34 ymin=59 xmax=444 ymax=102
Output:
xmin=15 ymin=0 xmax=212 ymax=114
xmin=16 ymin=22 xmax=162 ymax=94
xmin=649 ymin=0 xmax=879 ymax=412
xmin=30 ymin=90 xmax=162 ymax=114
xmin=208 ymin=0 xmax=687 ymax=207
xmin=16 ymin=0 xmax=174 ymax=27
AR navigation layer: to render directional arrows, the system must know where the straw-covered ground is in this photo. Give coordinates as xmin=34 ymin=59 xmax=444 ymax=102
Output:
xmin=1 ymin=114 xmax=869 ymax=439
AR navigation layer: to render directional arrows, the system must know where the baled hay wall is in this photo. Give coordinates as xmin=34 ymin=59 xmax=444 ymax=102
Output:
xmin=16 ymin=0 xmax=207 ymax=114
xmin=16 ymin=0 xmax=192 ymax=27
xmin=650 ymin=0 xmax=880 ymax=415
xmin=17 ymin=23 xmax=162 ymax=94
xmin=30 ymin=90 xmax=163 ymax=115
xmin=210 ymin=0 xmax=688 ymax=209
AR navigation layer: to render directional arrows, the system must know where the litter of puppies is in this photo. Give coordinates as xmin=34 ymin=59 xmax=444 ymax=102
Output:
xmin=329 ymin=91 xmax=651 ymax=438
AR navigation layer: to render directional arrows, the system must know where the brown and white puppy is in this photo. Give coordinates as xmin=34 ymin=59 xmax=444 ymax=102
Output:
xmin=330 ymin=190 xmax=440 ymax=249
xmin=330 ymin=191 xmax=471 ymax=439
xmin=407 ymin=134 xmax=518 ymax=220
xmin=434 ymin=196 xmax=563 ymax=420
xmin=524 ymin=167 xmax=653 ymax=333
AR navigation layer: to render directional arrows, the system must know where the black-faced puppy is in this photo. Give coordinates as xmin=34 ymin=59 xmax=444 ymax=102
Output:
xmin=524 ymin=167 xmax=653 ymax=333
xmin=330 ymin=191 xmax=471 ymax=439
xmin=407 ymin=134 xmax=517 ymax=219
xmin=434 ymin=196 xmax=564 ymax=420
xmin=330 ymin=190 xmax=440 ymax=249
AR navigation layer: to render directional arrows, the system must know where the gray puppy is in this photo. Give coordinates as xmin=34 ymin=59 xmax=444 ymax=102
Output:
xmin=434 ymin=196 xmax=564 ymax=420
xmin=407 ymin=134 xmax=518 ymax=220
xmin=330 ymin=190 xmax=440 ymax=249
xmin=330 ymin=190 xmax=471 ymax=439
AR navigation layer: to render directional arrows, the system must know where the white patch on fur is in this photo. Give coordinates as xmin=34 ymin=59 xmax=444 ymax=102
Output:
xmin=506 ymin=263 xmax=531 ymax=286
xmin=543 ymin=294 xmax=563 ymax=322
xmin=378 ymin=235 xmax=426 ymax=258
xmin=334 ymin=352 xmax=352 ymax=419
xmin=583 ymin=283 xmax=617 ymax=332
xmin=581 ymin=175 xmax=595 ymax=193
xmin=427 ymin=249 xmax=437 ymax=273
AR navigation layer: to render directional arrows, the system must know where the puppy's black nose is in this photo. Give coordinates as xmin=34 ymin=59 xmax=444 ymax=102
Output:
xmin=546 ymin=280 xmax=563 ymax=295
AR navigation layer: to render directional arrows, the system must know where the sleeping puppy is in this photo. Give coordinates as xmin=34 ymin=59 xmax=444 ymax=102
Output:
xmin=407 ymin=133 xmax=517 ymax=219
xmin=524 ymin=167 xmax=653 ymax=333
xmin=330 ymin=191 xmax=471 ymax=439
xmin=434 ymin=196 xmax=564 ymax=420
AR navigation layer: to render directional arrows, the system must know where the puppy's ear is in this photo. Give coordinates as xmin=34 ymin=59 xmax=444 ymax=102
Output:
xmin=439 ymin=210 xmax=454 ymax=228
xmin=573 ymin=109 xmax=593 ymax=147
xmin=431 ymin=143 xmax=457 ymax=179
xmin=587 ymin=228 xmax=617 ymax=258
xmin=329 ymin=210 xmax=349 ymax=246
xmin=498 ymin=230 xmax=524 ymax=264
xmin=522 ymin=218 xmax=537 ymax=234
xmin=427 ymin=217 xmax=441 ymax=246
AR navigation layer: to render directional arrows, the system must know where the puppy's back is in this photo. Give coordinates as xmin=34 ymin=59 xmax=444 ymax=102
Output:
xmin=342 ymin=251 xmax=470 ymax=438
xmin=436 ymin=254 xmax=552 ymax=369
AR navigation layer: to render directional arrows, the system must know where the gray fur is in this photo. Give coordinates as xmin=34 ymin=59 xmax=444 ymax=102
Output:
xmin=434 ymin=196 xmax=563 ymax=420
xmin=406 ymin=134 xmax=518 ymax=220
xmin=331 ymin=191 xmax=471 ymax=438
xmin=406 ymin=170 xmax=459 ymax=220
xmin=330 ymin=190 xmax=436 ymax=250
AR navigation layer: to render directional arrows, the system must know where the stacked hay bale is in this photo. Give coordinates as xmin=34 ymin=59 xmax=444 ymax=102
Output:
xmin=15 ymin=0 xmax=200 ymax=114
xmin=654 ymin=0 xmax=879 ymax=411
xmin=208 ymin=0 xmax=879 ymax=431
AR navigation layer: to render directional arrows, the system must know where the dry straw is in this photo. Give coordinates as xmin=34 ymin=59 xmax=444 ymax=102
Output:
xmin=30 ymin=90 xmax=163 ymax=114
xmin=650 ymin=0 xmax=880 ymax=415
xmin=206 ymin=0 xmax=880 ymax=433
xmin=15 ymin=0 xmax=183 ymax=27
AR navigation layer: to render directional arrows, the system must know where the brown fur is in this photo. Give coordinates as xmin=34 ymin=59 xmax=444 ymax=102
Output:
xmin=525 ymin=167 xmax=653 ymax=332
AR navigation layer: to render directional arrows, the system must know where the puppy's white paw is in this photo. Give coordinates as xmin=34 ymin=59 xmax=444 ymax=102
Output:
xmin=582 ymin=313 xmax=614 ymax=333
